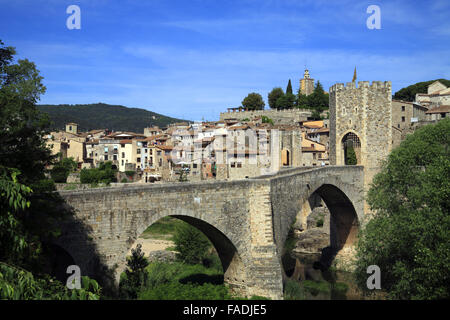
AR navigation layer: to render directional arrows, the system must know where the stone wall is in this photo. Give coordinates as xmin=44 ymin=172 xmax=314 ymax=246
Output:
xmin=220 ymin=109 xmax=313 ymax=125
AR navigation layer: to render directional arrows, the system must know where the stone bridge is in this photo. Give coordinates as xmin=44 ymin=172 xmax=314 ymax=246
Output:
xmin=56 ymin=165 xmax=364 ymax=299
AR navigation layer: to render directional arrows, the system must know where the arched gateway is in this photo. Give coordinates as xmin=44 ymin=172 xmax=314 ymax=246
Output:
xmin=56 ymin=166 xmax=364 ymax=299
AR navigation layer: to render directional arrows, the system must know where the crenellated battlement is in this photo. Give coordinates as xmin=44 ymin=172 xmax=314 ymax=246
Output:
xmin=329 ymin=81 xmax=391 ymax=93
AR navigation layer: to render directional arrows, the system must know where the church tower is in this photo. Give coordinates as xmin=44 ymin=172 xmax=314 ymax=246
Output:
xmin=300 ymin=69 xmax=315 ymax=96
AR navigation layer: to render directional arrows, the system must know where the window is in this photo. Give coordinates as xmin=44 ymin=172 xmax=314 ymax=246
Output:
xmin=137 ymin=157 xmax=141 ymax=163
xmin=113 ymin=155 xmax=117 ymax=161
xmin=231 ymin=162 xmax=236 ymax=168
xmin=193 ymin=163 xmax=198 ymax=168
xmin=104 ymin=155 xmax=108 ymax=161
xmin=104 ymin=147 xmax=108 ymax=153
xmin=313 ymin=153 xmax=316 ymax=160
xmin=137 ymin=148 xmax=141 ymax=154
xmin=159 ymin=158 xmax=162 ymax=166
xmin=237 ymin=163 xmax=242 ymax=168
xmin=402 ymin=106 xmax=405 ymax=112
xmin=150 ymin=149 xmax=153 ymax=155
xmin=402 ymin=116 xmax=405 ymax=122
xmin=121 ymin=160 xmax=124 ymax=165
xmin=122 ymin=152 xmax=125 ymax=158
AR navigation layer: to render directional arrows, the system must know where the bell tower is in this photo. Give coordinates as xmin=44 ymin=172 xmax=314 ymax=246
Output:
xmin=300 ymin=69 xmax=315 ymax=96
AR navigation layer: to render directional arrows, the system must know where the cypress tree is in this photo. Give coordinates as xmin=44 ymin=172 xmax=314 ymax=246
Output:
xmin=286 ymin=79 xmax=293 ymax=95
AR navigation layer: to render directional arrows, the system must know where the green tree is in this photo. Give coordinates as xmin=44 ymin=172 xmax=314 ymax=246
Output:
xmin=268 ymin=87 xmax=284 ymax=109
xmin=0 ymin=40 xmax=53 ymax=186
xmin=296 ymin=91 xmax=309 ymax=109
xmin=120 ymin=244 xmax=149 ymax=299
xmin=0 ymin=167 xmax=32 ymax=262
xmin=275 ymin=93 xmax=296 ymax=110
xmin=173 ymin=223 xmax=211 ymax=265
xmin=241 ymin=92 xmax=265 ymax=110
xmin=308 ymin=81 xmax=328 ymax=112
xmin=0 ymin=40 xmax=68 ymax=272
xmin=50 ymin=157 xmax=77 ymax=183
xmin=286 ymin=79 xmax=293 ymax=95
xmin=393 ymin=79 xmax=450 ymax=102
xmin=80 ymin=161 xmax=117 ymax=185
xmin=355 ymin=118 xmax=450 ymax=300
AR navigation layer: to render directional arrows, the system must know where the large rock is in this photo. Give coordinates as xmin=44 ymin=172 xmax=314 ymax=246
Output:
xmin=147 ymin=250 xmax=177 ymax=263
xmin=293 ymin=228 xmax=330 ymax=254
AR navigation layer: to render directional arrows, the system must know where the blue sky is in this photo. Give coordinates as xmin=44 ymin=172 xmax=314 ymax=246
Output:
xmin=1 ymin=0 xmax=449 ymax=121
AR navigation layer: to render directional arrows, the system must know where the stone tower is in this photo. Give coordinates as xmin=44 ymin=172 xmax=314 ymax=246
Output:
xmin=329 ymin=81 xmax=392 ymax=197
xmin=300 ymin=69 xmax=315 ymax=96
xmin=65 ymin=122 xmax=78 ymax=134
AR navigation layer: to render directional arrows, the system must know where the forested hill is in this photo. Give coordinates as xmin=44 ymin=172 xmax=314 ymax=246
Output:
xmin=393 ymin=79 xmax=450 ymax=102
xmin=37 ymin=103 xmax=189 ymax=132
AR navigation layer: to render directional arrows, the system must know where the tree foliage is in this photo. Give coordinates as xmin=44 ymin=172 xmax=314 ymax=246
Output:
xmin=38 ymin=103 xmax=187 ymax=132
xmin=0 ymin=40 xmax=92 ymax=299
xmin=393 ymin=79 xmax=450 ymax=102
xmin=0 ymin=262 xmax=100 ymax=300
xmin=276 ymin=93 xmax=296 ymax=110
xmin=173 ymin=223 xmax=211 ymax=265
xmin=296 ymin=81 xmax=329 ymax=113
xmin=0 ymin=167 xmax=32 ymax=262
xmin=80 ymin=161 xmax=117 ymax=185
xmin=286 ymin=79 xmax=293 ymax=95
xmin=355 ymin=118 xmax=450 ymax=299
xmin=241 ymin=92 xmax=265 ymax=110
xmin=120 ymin=244 xmax=149 ymax=299
xmin=346 ymin=145 xmax=357 ymax=165
xmin=50 ymin=157 xmax=77 ymax=183
xmin=268 ymin=87 xmax=284 ymax=109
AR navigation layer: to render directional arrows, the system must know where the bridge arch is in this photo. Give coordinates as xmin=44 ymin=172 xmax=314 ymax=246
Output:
xmin=270 ymin=167 xmax=363 ymax=280
xmin=126 ymin=213 xmax=247 ymax=295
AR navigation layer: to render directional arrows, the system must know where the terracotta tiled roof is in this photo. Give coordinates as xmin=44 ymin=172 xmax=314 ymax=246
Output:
xmin=425 ymin=105 xmax=450 ymax=114
xmin=156 ymin=145 xmax=174 ymax=151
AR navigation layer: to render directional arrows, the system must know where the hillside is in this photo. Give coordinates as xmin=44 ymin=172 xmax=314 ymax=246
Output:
xmin=393 ymin=79 xmax=450 ymax=102
xmin=37 ymin=103 xmax=188 ymax=132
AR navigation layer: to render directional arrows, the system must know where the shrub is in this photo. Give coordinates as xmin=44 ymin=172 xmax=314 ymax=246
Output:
xmin=121 ymin=178 xmax=128 ymax=183
xmin=80 ymin=161 xmax=117 ymax=185
xmin=303 ymin=280 xmax=330 ymax=296
xmin=284 ymin=279 xmax=305 ymax=300
xmin=50 ymin=165 xmax=70 ymax=183
xmin=316 ymin=215 xmax=324 ymax=227
xmin=331 ymin=282 xmax=348 ymax=300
